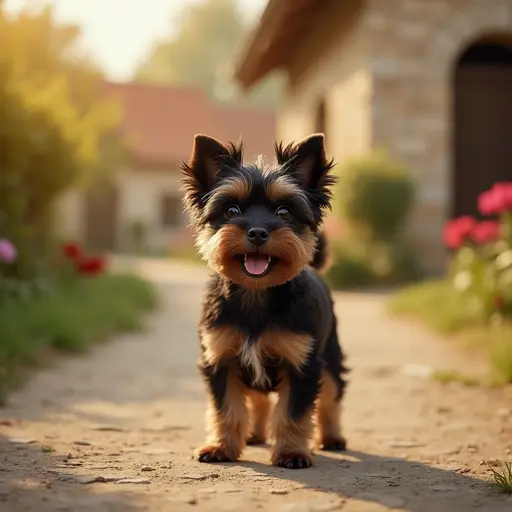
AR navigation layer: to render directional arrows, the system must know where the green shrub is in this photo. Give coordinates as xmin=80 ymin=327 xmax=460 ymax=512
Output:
xmin=326 ymin=238 xmax=423 ymax=290
xmin=326 ymin=149 xmax=421 ymax=289
xmin=325 ymin=244 xmax=374 ymax=289
xmin=0 ymin=7 xmax=123 ymax=281
xmin=0 ymin=273 xmax=158 ymax=400
xmin=336 ymin=150 xmax=415 ymax=240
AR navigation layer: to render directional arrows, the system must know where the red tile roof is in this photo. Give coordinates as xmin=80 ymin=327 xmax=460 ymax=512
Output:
xmin=100 ymin=81 xmax=276 ymax=168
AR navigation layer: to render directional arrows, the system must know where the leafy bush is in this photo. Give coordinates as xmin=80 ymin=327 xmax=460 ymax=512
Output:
xmin=326 ymin=238 xmax=423 ymax=290
xmin=0 ymin=272 xmax=157 ymax=401
xmin=335 ymin=149 xmax=415 ymax=240
xmin=325 ymin=244 xmax=374 ymax=289
xmin=0 ymin=6 xmax=123 ymax=281
xmin=326 ymin=150 xmax=421 ymax=289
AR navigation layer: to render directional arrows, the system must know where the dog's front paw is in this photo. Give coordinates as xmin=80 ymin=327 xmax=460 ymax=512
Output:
xmin=320 ymin=436 xmax=347 ymax=451
xmin=196 ymin=445 xmax=234 ymax=463
xmin=272 ymin=452 xmax=312 ymax=469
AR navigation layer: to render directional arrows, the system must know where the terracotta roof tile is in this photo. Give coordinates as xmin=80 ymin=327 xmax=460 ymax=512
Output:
xmin=100 ymin=81 xmax=276 ymax=167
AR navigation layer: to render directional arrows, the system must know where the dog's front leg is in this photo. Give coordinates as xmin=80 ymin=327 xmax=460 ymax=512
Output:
xmin=197 ymin=364 xmax=249 ymax=463
xmin=270 ymin=364 xmax=321 ymax=469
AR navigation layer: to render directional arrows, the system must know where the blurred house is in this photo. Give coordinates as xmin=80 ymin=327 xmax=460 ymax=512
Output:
xmin=235 ymin=0 xmax=512 ymax=272
xmin=59 ymin=81 xmax=275 ymax=252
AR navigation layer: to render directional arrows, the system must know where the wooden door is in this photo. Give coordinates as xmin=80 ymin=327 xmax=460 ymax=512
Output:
xmin=453 ymin=65 xmax=512 ymax=218
xmin=84 ymin=182 xmax=119 ymax=251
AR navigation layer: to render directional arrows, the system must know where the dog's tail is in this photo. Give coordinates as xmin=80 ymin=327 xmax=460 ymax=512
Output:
xmin=310 ymin=231 xmax=330 ymax=272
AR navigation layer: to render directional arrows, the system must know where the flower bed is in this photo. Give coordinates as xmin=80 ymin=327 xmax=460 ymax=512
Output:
xmin=443 ymin=182 xmax=512 ymax=323
xmin=0 ymin=240 xmax=157 ymax=401
xmin=388 ymin=182 xmax=512 ymax=383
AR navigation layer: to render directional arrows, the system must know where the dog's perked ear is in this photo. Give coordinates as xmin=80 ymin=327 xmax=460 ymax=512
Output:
xmin=183 ymin=135 xmax=232 ymax=191
xmin=274 ymin=134 xmax=336 ymax=210
xmin=180 ymin=134 xmax=243 ymax=216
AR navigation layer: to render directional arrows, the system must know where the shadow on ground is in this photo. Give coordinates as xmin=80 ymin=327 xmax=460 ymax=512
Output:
xmin=233 ymin=448 xmax=508 ymax=511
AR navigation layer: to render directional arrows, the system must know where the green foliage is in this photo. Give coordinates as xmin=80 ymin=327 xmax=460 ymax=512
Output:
xmin=389 ymin=280 xmax=512 ymax=383
xmin=488 ymin=461 xmax=512 ymax=494
xmin=336 ymin=150 xmax=415 ymax=240
xmin=388 ymin=280 xmax=477 ymax=333
xmin=325 ymin=245 xmax=375 ymax=289
xmin=0 ymin=274 xmax=157 ymax=401
xmin=0 ymin=6 xmax=123 ymax=280
xmin=431 ymin=370 xmax=481 ymax=387
xmin=326 ymin=238 xmax=423 ymax=290
xmin=134 ymin=0 xmax=283 ymax=110
xmin=448 ymin=223 xmax=512 ymax=325
xmin=327 ymin=150 xmax=421 ymax=289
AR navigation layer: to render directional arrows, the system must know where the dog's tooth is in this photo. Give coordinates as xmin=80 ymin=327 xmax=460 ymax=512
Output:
xmin=244 ymin=254 xmax=248 ymax=262
xmin=267 ymin=256 xmax=271 ymax=262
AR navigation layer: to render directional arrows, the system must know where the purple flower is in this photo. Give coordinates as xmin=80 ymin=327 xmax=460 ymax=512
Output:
xmin=0 ymin=238 xmax=17 ymax=263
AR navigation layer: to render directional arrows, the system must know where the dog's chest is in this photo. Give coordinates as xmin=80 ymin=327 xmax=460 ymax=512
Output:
xmin=201 ymin=326 xmax=313 ymax=388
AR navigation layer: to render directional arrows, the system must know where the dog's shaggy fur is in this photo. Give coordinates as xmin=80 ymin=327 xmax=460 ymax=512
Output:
xmin=181 ymin=133 xmax=348 ymax=469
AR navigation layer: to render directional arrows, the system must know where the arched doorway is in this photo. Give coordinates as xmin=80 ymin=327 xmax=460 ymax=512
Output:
xmin=453 ymin=35 xmax=512 ymax=219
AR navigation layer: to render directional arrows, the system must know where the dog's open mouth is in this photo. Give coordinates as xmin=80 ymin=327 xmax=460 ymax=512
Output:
xmin=236 ymin=253 xmax=277 ymax=277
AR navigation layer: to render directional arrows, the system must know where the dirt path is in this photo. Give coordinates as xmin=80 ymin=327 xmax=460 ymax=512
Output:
xmin=1 ymin=259 xmax=512 ymax=512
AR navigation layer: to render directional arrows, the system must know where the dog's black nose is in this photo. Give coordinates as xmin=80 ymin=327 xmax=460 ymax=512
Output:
xmin=247 ymin=227 xmax=269 ymax=247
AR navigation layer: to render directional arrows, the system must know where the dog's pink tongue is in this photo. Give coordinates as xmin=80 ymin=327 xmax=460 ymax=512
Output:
xmin=244 ymin=254 xmax=269 ymax=275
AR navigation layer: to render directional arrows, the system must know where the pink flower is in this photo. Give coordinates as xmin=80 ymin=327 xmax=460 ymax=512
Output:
xmin=471 ymin=220 xmax=500 ymax=245
xmin=491 ymin=182 xmax=512 ymax=213
xmin=478 ymin=182 xmax=512 ymax=215
xmin=0 ymin=238 xmax=16 ymax=263
xmin=478 ymin=190 xmax=497 ymax=216
xmin=443 ymin=216 xmax=477 ymax=250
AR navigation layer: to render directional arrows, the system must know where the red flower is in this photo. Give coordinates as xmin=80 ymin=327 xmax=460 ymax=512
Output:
xmin=491 ymin=182 xmax=512 ymax=213
xmin=477 ymin=190 xmax=497 ymax=216
xmin=478 ymin=182 xmax=512 ymax=215
xmin=77 ymin=256 xmax=106 ymax=276
xmin=494 ymin=295 xmax=505 ymax=311
xmin=471 ymin=220 xmax=501 ymax=245
xmin=62 ymin=242 xmax=82 ymax=260
xmin=443 ymin=216 xmax=477 ymax=250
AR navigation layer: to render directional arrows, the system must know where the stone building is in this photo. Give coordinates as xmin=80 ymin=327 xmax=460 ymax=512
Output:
xmin=235 ymin=0 xmax=512 ymax=271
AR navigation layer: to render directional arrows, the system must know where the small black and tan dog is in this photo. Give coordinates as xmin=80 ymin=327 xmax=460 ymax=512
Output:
xmin=180 ymin=133 xmax=348 ymax=469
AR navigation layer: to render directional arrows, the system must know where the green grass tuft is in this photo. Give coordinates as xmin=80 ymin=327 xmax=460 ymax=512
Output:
xmin=387 ymin=279 xmax=477 ymax=333
xmin=389 ymin=279 xmax=512 ymax=384
xmin=0 ymin=274 xmax=158 ymax=401
xmin=432 ymin=370 xmax=481 ymax=387
xmin=488 ymin=461 xmax=512 ymax=494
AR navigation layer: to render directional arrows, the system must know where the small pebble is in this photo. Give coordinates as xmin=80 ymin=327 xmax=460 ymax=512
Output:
xmin=270 ymin=488 xmax=290 ymax=495
xmin=115 ymin=478 xmax=151 ymax=485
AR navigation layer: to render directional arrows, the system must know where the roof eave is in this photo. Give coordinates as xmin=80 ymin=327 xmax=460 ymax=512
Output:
xmin=234 ymin=0 xmax=286 ymax=90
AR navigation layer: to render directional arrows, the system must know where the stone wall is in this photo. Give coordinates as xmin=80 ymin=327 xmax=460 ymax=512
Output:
xmin=279 ymin=0 xmax=370 ymax=164
xmin=366 ymin=0 xmax=512 ymax=271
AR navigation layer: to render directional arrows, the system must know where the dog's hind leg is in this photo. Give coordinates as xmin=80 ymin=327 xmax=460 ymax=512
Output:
xmin=316 ymin=325 xmax=347 ymax=451
xmin=246 ymin=390 xmax=271 ymax=445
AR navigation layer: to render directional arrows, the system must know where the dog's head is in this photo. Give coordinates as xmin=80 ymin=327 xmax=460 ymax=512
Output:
xmin=180 ymin=134 xmax=336 ymax=289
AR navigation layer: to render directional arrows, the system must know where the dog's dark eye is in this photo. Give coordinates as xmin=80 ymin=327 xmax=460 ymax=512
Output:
xmin=225 ymin=205 xmax=241 ymax=219
xmin=276 ymin=206 xmax=292 ymax=221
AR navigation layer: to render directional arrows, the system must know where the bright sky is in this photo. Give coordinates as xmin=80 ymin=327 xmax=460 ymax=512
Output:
xmin=4 ymin=0 xmax=266 ymax=81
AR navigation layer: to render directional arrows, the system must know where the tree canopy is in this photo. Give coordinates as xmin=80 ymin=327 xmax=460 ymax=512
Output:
xmin=135 ymin=0 xmax=282 ymax=111
xmin=0 ymin=4 xmax=123 ymax=278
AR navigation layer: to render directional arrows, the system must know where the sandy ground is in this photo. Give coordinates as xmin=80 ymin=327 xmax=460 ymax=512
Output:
xmin=1 ymin=259 xmax=512 ymax=512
